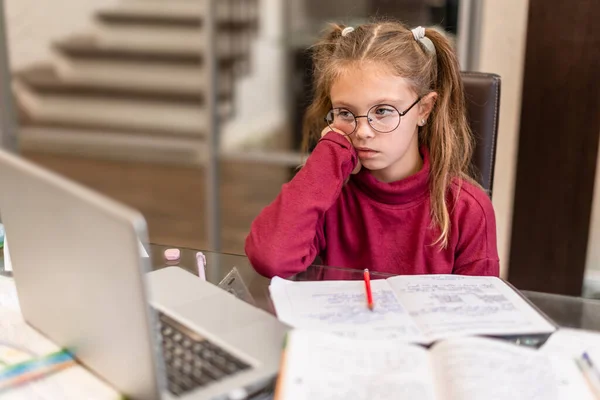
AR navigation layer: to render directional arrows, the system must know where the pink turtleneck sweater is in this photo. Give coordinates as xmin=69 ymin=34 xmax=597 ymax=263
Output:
xmin=245 ymin=132 xmax=499 ymax=278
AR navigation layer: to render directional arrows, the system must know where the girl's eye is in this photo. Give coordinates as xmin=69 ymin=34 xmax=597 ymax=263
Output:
xmin=337 ymin=110 xmax=354 ymax=120
xmin=374 ymin=107 xmax=394 ymax=116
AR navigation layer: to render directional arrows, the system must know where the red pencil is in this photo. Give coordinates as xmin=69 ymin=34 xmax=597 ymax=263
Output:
xmin=363 ymin=268 xmax=374 ymax=310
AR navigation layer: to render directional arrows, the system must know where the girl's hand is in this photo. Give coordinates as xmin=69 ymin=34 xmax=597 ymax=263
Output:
xmin=320 ymin=127 xmax=362 ymax=175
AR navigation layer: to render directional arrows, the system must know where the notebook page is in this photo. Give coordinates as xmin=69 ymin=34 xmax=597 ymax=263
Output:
xmin=430 ymin=337 xmax=591 ymax=400
xmin=277 ymin=330 xmax=437 ymax=400
xmin=387 ymin=275 xmax=555 ymax=341
xmin=269 ymin=277 xmax=425 ymax=341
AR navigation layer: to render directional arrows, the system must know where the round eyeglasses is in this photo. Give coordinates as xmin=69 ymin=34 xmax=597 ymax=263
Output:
xmin=324 ymin=97 xmax=421 ymax=136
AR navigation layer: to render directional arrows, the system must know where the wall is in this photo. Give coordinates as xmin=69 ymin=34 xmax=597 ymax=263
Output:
xmin=471 ymin=0 xmax=530 ymax=278
xmin=4 ymin=0 xmax=118 ymax=70
xmin=221 ymin=0 xmax=287 ymax=150
xmin=586 ymin=140 xmax=600 ymax=275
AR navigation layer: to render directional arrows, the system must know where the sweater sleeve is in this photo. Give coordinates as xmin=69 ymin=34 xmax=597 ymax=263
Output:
xmin=245 ymin=132 xmax=358 ymax=278
xmin=452 ymin=185 xmax=500 ymax=277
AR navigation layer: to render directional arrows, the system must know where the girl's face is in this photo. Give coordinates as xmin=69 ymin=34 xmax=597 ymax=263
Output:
xmin=329 ymin=62 xmax=436 ymax=182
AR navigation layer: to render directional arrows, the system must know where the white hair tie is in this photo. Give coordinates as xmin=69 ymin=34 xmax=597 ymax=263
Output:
xmin=411 ymin=26 xmax=436 ymax=57
xmin=411 ymin=26 xmax=425 ymax=41
xmin=341 ymin=26 xmax=355 ymax=37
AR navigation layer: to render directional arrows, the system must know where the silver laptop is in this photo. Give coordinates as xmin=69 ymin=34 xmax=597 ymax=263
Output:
xmin=0 ymin=149 xmax=289 ymax=400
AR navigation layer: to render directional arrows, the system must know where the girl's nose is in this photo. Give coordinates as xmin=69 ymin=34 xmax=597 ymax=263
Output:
xmin=354 ymin=117 xmax=376 ymax=140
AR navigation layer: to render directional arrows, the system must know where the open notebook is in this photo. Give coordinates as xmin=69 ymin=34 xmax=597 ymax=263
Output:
xmin=275 ymin=330 xmax=596 ymax=400
xmin=269 ymin=274 xmax=556 ymax=344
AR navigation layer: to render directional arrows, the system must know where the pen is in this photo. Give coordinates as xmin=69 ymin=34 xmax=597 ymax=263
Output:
xmin=577 ymin=352 xmax=600 ymax=399
xmin=363 ymin=268 xmax=374 ymax=311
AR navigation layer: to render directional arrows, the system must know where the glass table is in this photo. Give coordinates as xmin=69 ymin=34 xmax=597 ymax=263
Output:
xmin=0 ymin=243 xmax=597 ymax=398
xmin=149 ymin=244 xmax=600 ymax=333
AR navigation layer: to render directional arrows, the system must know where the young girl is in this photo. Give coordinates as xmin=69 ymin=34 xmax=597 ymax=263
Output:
xmin=245 ymin=21 xmax=499 ymax=278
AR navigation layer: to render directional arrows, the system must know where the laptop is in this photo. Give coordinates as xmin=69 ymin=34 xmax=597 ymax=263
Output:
xmin=0 ymin=149 xmax=289 ymax=399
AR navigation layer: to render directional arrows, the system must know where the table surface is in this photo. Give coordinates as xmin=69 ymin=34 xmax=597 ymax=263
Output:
xmin=149 ymin=244 xmax=600 ymax=333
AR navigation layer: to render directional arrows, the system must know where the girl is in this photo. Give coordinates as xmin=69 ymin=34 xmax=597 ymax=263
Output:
xmin=245 ymin=21 xmax=499 ymax=278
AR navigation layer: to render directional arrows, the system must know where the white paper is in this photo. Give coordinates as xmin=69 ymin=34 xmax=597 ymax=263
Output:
xmin=3 ymin=236 xmax=12 ymax=271
xmin=279 ymin=330 xmax=436 ymax=400
xmin=0 ymin=276 xmax=19 ymax=311
xmin=541 ymin=328 xmax=600 ymax=360
xmin=1 ymin=364 xmax=121 ymax=400
xmin=540 ymin=327 xmax=600 ymax=398
xmin=386 ymin=275 xmax=556 ymax=340
xmin=431 ymin=337 xmax=589 ymax=400
xmin=269 ymin=277 xmax=424 ymax=341
xmin=547 ymin=353 xmax=597 ymax=400
xmin=0 ymin=308 xmax=57 ymax=356
xmin=0 ymin=307 xmax=120 ymax=398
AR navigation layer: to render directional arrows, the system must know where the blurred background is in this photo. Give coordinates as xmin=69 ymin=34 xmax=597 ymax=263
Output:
xmin=0 ymin=0 xmax=598 ymax=298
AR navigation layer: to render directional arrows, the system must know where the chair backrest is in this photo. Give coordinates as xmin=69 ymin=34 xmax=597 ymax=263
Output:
xmin=461 ymin=71 xmax=501 ymax=197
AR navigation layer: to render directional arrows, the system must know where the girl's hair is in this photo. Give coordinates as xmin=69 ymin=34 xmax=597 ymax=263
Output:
xmin=302 ymin=20 xmax=477 ymax=249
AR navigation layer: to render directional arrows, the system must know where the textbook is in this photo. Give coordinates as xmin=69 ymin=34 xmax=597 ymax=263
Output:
xmin=274 ymin=330 xmax=595 ymax=400
xmin=269 ymin=274 xmax=556 ymax=344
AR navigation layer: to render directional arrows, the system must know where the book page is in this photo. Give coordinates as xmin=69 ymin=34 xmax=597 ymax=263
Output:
xmin=431 ymin=337 xmax=593 ymax=400
xmin=269 ymin=277 xmax=425 ymax=341
xmin=387 ymin=275 xmax=555 ymax=341
xmin=277 ymin=330 xmax=437 ymax=400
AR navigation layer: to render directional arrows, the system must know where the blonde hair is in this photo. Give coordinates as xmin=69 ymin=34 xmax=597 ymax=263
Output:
xmin=302 ymin=20 xmax=478 ymax=248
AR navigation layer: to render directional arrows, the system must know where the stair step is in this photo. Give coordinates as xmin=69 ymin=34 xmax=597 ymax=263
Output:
xmin=14 ymin=64 xmax=233 ymax=102
xmin=96 ymin=1 xmax=204 ymax=28
xmin=14 ymin=81 xmax=232 ymax=137
xmin=51 ymin=53 xmax=235 ymax=96
xmin=19 ymin=125 xmax=208 ymax=166
xmin=95 ymin=0 xmax=257 ymax=29
xmin=53 ymin=35 xmax=244 ymax=67
xmin=63 ymin=30 xmax=244 ymax=58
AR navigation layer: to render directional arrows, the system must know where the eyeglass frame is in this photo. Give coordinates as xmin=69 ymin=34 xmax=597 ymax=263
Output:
xmin=324 ymin=96 xmax=422 ymax=135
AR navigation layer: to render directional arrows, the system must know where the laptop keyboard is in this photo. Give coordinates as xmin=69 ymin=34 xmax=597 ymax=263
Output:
xmin=156 ymin=311 xmax=251 ymax=397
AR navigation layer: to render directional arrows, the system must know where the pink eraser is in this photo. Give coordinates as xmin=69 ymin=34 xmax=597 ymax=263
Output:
xmin=196 ymin=252 xmax=206 ymax=280
xmin=164 ymin=248 xmax=180 ymax=261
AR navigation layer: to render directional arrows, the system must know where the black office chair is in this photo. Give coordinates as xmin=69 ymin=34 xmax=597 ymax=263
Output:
xmin=461 ymin=72 xmax=501 ymax=198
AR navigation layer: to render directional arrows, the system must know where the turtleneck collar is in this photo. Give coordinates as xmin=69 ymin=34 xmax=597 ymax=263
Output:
xmin=350 ymin=146 xmax=430 ymax=205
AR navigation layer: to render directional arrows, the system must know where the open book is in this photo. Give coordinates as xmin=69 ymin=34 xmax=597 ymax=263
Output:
xmin=275 ymin=330 xmax=596 ymax=400
xmin=269 ymin=274 xmax=556 ymax=344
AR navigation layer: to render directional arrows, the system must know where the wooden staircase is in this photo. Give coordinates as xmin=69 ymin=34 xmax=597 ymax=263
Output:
xmin=12 ymin=0 xmax=258 ymax=165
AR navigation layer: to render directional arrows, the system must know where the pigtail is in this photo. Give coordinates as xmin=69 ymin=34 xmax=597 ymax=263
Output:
xmin=301 ymin=24 xmax=347 ymax=154
xmin=419 ymin=27 xmax=476 ymax=248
